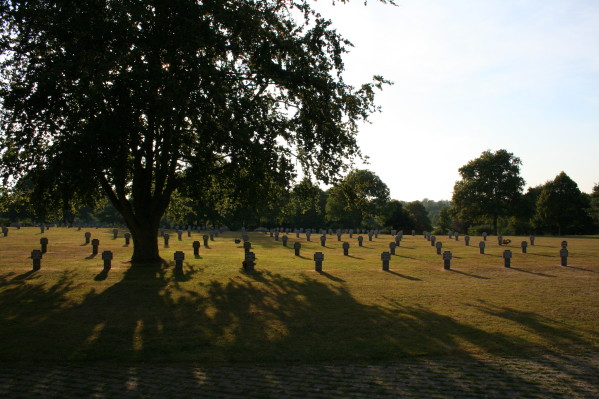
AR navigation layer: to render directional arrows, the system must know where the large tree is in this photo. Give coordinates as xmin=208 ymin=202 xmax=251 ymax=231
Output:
xmin=532 ymin=172 xmax=594 ymax=235
xmin=0 ymin=0 xmax=391 ymax=264
xmin=452 ymin=149 xmax=525 ymax=235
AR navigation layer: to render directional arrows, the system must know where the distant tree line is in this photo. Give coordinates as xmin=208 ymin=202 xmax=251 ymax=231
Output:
xmin=1 ymin=150 xmax=597 ymax=236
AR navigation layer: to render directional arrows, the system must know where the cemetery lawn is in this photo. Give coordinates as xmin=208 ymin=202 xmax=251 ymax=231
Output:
xmin=0 ymin=228 xmax=598 ymax=364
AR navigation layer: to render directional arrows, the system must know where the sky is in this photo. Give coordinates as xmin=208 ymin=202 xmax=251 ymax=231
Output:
xmin=311 ymin=0 xmax=599 ymax=201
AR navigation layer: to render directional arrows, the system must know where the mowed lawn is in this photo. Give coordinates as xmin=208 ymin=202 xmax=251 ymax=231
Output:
xmin=0 ymin=227 xmax=597 ymax=364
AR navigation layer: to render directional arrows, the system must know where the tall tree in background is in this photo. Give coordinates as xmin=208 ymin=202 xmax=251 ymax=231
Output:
xmin=404 ymin=200 xmax=432 ymax=233
xmin=0 ymin=0 xmax=391 ymax=264
xmin=325 ymin=169 xmax=390 ymax=228
xmin=533 ymin=172 xmax=593 ymax=235
xmin=590 ymin=184 xmax=599 ymax=230
xmin=452 ymin=149 xmax=525 ymax=235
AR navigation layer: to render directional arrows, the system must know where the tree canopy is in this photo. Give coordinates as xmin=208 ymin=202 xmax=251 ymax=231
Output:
xmin=452 ymin=149 xmax=525 ymax=235
xmin=0 ymin=0 xmax=391 ymax=263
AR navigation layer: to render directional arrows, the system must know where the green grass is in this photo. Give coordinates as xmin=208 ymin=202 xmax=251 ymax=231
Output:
xmin=0 ymin=227 xmax=598 ymax=364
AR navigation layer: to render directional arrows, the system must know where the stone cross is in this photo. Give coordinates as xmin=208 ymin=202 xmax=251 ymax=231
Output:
xmin=282 ymin=235 xmax=288 ymax=247
xmin=448 ymin=231 xmax=453 ymax=239
xmin=483 ymin=232 xmax=487 ymax=241
xmin=498 ymin=236 xmax=503 ymax=246
xmin=113 ymin=229 xmax=118 ymax=239
xmin=337 ymin=232 xmax=342 ymax=241
xmin=560 ymin=248 xmax=568 ymax=266
xmin=1 ymin=226 xmax=8 ymax=237
xmin=503 ymin=250 xmax=512 ymax=268
xmin=342 ymin=242 xmax=350 ymax=256
xmin=40 ymin=225 xmax=45 ymax=234
xmin=395 ymin=235 xmax=401 ymax=246
xmin=434 ymin=241 xmax=442 ymax=255
xmin=306 ymin=232 xmax=311 ymax=241
xmin=124 ymin=232 xmax=131 ymax=246
xmin=357 ymin=236 xmax=364 ymax=247
xmin=381 ymin=251 xmax=391 ymax=271
xmin=314 ymin=252 xmax=324 ymax=272
xmin=430 ymin=235 xmax=436 ymax=246
xmin=294 ymin=242 xmax=301 ymax=256
xmin=521 ymin=241 xmax=528 ymax=253
xmin=244 ymin=241 xmax=252 ymax=253
xmin=561 ymin=240 xmax=568 ymax=249
xmin=174 ymin=251 xmax=185 ymax=272
xmin=31 ymin=249 xmax=42 ymax=270
xmin=479 ymin=241 xmax=485 ymax=254
xmin=84 ymin=232 xmax=91 ymax=244
xmin=209 ymin=232 xmax=214 ymax=241
xmin=320 ymin=235 xmax=326 ymax=247
xmin=465 ymin=235 xmax=470 ymax=246
xmin=442 ymin=251 xmax=452 ymax=270
xmin=102 ymin=250 xmax=113 ymax=271
xmin=40 ymin=237 xmax=49 ymax=253
xmin=203 ymin=234 xmax=209 ymax=247
xmin=389 ymin=242 xmax=397 ymax=255
xmin=193 ymin=241 xmax=201 ymax=256
xmin=530 ymin=235 xmax=535 ymax=246
xmin=454 ymin=232 xmax=459 ymax=241
xmin=368 ymin=231 xmax=373 ymax=241
xmin=91 ymin=238 xmax=100 ymax=254
xmin=177 ymin=230 xmax=183 ymax=241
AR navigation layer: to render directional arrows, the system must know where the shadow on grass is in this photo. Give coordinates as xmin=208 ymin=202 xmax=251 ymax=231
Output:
xmin=1 ymin=264 xmax=598 ymax=398
xmin=510 ymin=267 xmax=557 ymax=278
xmin=384 ymin=270 xmax=422 ymax=281
xmin=450 ymin=269 xmax=490 ymax=280
xmin=316 ymin=271 xmax=345 ymax=283
xmin=563 ymin=265 xmax=598 ymax=274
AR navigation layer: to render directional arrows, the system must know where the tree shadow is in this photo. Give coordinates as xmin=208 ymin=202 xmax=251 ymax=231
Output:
xmin=316 ymin=271 xmax=345 ymax=283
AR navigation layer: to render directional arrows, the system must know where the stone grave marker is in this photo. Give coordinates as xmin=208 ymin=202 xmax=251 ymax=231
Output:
xmin=192 ymin=240 xmax=201 ymax=256
xmin=503 ymin=250 xmax=512 ymax=268
xmin=389 ymin=242 xmax=396 ymax=255
xmin=479 ymin=241 xmax=485 ymax=254
xmin=391 ymin=230 xmax=397 ymax=236
xmin=124 ymin=232 xmax=131 ymax=246
xmin=337 ymin=232 xmax=342 ymax=241
xmin=40 ymin=237 xmax=49 ymax=253
xmin=521 ymin=241 xmax=528 ymax=253
xmin=443 ymin=251 xmax=452 ymax=270
xmin=102 ymin=251 xmax=113 ymax=271
xmin=306 ymin=232 xmax=311 ymax=241
xmin=357 ymin=236 xmax=364 ymax=247
xmin=203 ymin=234 xmax=209 ymax=247
xmin=320 ymin=235 xmax=326 ymax=247
xmin=530 ymin=235 xmax=535 ymax=246
xmin=436 ymin=241 xmax=443 ymax=255
xmin=275 ymin=232 xmax=280 ymax=241
xmin=163 ymin=234 xmax=170 ymax=248
xmin=2 ymin=226 xmax=8 ymax=237
xmin=368 ymin=231 xmax=373 ymax=241
xmin=174 ymin=251 xmax=185 ymax=272
xmin=112 ymin=229 xmax=118 ymax=239
xmin=91 ymin=238 xmax=99 ymax=254
xmin=187 ymin=228 xmax=192 ymax=238
xmin=209 ymin=232 xmax=214 ymax=241
xmin=342 ymin=242 xmax=350 ymax=256
xmin=244 ymin=241 xmax=252 ymax=253
xmin=314 ymin=252 xmax=324 ymax=272
xmin=560 ymin=248 xmax=568 ymax=266
xmin=430 ymin=235 xmax=436 ymax=246
xmin=483 ymin=232 xmax=487 ymax=241
xmin=381 ymin=251 xmax=391 ymax=271
xmin=561 ymin=240 xmax=568 ymax=249
xmin=448 ymin=231 xmax=453 ymax=239
xmin=395 ymin=235 xmax=401 ymax=246
xmin=412 ymin=230 xmax=415 ymax=236
xmin=177 ymin=230 xmax=183 ymax=241
xmin=454 ymin=232 xmax=459 ymax=241
xmin=31 ymin=249 xmax=42 ymax=270
xmin=282 ymin=235 xmax=288 ymax=247
xmin=465 ymin=235 xmax=470 ymax=246
xmin=243 ymin=252 xmax=256 ymax=272
xmin=84 ymin=232 xmax=91 ymax=244
xmin=498 ymin=236 xmax=503 ymax=246
xmin=294 ymin=242 xmax=301 ymax=256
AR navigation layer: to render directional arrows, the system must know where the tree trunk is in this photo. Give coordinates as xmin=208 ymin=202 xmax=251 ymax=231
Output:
xmin=129 ymin=221 xmax=162 ymax=264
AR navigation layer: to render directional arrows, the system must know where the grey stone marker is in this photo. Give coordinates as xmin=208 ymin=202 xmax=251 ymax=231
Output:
xmin=412 ymin=230 xmax=415 ymax=236
xmin=209 ymin=232 xmax=214 ymax=241
xmin=243 ymin=241 xmax=252 ymax=253
xmin=395 ymin=235 xmax=401 ymax=246
xmin=337 ymin=232 xmax=342 ymax=241
xmin=521 ymin=241 xmax=528 ymax=253
xmin=430 ymin=235 xmax=436 ymax=246
xmin=530 ymin=235 xmax=535 ymax=246
xmin=483 ymin=232 xmax=487 ymax=241
xmin=124 ymin=232 xmax=131 ymax=246
xmin=314 ymin=252 xmax=324 ymax=272
xmin=448 ymin=231 xmax=453 ymax=239
xmin=31 ymin=249 xmax=42 ymax=270
xmin=503 ymin=250 xmax=512 ymax=268
xmin=203 ymin=234 xmax=209 ymax=247
xmin=368 ymin=232 xmax=373 ymax=242
xmin=479 ymin=241 xmax=485 ymax=254
xmin=560 ymin=248 xmax=568 ymax=266
xmin=40 ymin=225 xmax=45 ymax=234
xmin=188 ymin=229 xmax=192 ymax=238
xmin=2 ymin=226 xmax=8 ymax=237
xmin=163 ymin=234 xmax=170 ymax=248
xmin=177 ymin=230 xmax=183 ymax=241
xmin=357 ymin=236 xmax=364 ymax=247
xmin=84 ymin=232 xmax=91 ymax=244
xmin=91 ymin=238 xmax=100 ymax=254
xmin=192 ymin=240 xmax=201 ymax=256
xmin=269 ymin=231 xmax=273 ymax=238
xmin=275 ymin=232 xmax=279 ymax=241
xmin=465 ymin=235 xmax=470 ymax=246
xmin=294 ymin=242 xmax=301 ymax=256
xmin=112 ymin=229 xmax=118 ymax=239
xmin=282 ymin=235 xmax=288 ymax=247
xmin=320 ymin=235 xmax=326 ymax=247
xmin=443 ymin=251 xmax=452 ymax=270
xmin=391 ymin=230 xmax=397 ymax=236
xmin=389 ymin=242 xmax=397 ymax=255
xmin=381 ymin=251 xmax=391 ymax=271
xmin=498 ymin=235 xmax=503 ymax=246
xmin=561 ymin=240 xmax=568 ymax=249
xmin=174 ymin=251 xmax=184 ymax=272
xmin=454 ymin=232 xmax=459 ymax=241
xmin=244 ymin=252 xmax=256 ymax=272
xmin=342 ymin=242 xmax=350 ymax=256
xmin=102 ymin=251 xmax=113 ymax=271
xmin=306 ymin=232 xmax=311 ymax=241
xmin=296 ymin=231 xmax=300 ymax=238
xmin=40 ymin=237 xmax=49 ymax=253
xmin=435 ymin=241 xmax=442 ymax=255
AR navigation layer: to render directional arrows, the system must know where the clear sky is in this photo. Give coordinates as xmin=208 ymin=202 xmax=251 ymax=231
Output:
xmin=312 ymin=0 xmax=599 ymax=201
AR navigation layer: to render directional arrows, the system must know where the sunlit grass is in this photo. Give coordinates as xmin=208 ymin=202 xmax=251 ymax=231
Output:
xmin=0 ymin=227 xmax=597 ymax=363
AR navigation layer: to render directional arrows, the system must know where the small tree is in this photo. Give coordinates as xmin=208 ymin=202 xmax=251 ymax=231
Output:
xmin=452 ymin=149 xmax=525 ymax=235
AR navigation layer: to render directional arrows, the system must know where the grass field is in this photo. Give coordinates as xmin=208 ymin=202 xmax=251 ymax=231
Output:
xmin=0 ymin=227 xmax=597 ymax=364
